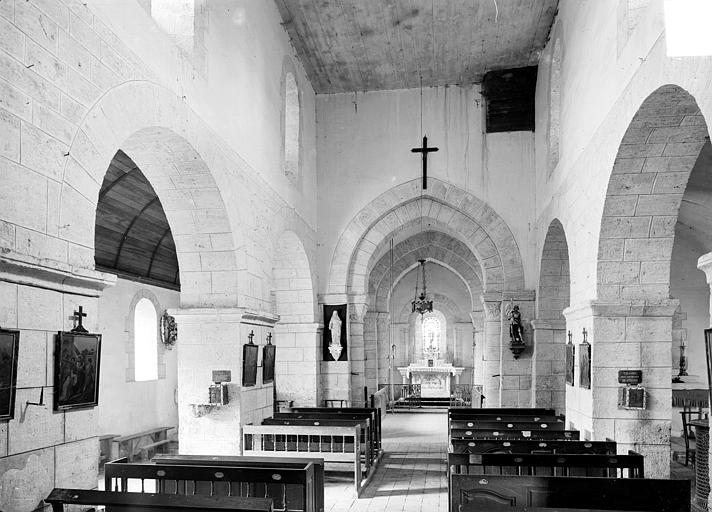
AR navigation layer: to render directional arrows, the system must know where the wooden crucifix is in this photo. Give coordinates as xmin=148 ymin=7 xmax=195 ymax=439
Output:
xmin=72 ymin=306 xmax=88 ymax=333
xmin=411 ymin=135 xmax=439 ymax=189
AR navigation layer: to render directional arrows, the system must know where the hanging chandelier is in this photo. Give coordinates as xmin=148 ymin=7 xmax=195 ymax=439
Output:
xmin=412 ymin=259 xmax=433 ymax=315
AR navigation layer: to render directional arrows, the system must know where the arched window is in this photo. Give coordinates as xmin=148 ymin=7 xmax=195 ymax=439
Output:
xmin=134 ymin=297 xmax=158 ymax=381
xmin=422 ymin=317 xmax=441 ymax=354
xmin=284 ymin=71 xmax=300 ymax=183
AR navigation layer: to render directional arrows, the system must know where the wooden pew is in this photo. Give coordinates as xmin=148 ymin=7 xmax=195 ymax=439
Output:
xmin=243 ymin=423 xmax=368 ymax=497
xmin=450 ymin=427 xmax=579 ymax=441
xmin=449 ymin=439 xmax=616 ymax=455
xmin=45 ymin=488 xmax=272 ymax=512
xmin=152 ymin=454 xmax=324 ymax=512
xmin=264 ymin=416 xmax=376 ymax=472
xmin=450 ymin=415 xmax=563 ymax=424
xmin=274 ymin=411 xmax=383 ymax=460
xmin=288 ymin=407 xmax=382 ymax=453
xmin=449 ymin=474 xmax=690 ymax=512
xmin=449 ymin=408 xmax=556 ymax=417
xmin=448 ymin=451 xmax=644 ymax=478
xmin=450 ymin=420 xmax=565 ymax=431
xmin=105 ymin=457 xmax=318 ymax=512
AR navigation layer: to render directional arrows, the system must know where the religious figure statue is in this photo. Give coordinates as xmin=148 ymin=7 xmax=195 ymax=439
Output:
xmin=328 ymin=310 xmax=343 ymax=360
xmin=507 ymin=303 xmax=524 ymax=344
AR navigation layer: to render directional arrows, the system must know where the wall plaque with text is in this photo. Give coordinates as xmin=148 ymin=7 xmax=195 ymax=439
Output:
xmin=617 ymin=370 xmax=642 ymax=385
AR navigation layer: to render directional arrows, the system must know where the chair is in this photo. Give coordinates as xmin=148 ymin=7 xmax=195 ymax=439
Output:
xmin=680 ymin=401 xmax=705 ymax=466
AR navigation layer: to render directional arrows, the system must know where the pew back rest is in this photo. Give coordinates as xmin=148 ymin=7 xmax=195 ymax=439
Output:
xmin=449 ymin=474 xmax=690 ymax=512
xmin=104 ymin=459 xmax=315 ymax=512
xmin=451 ymin=451 xmax=644 ymax=478
xmin=449 ymin=439 xmax=616 ymax=455
xmin=450 ymin=428 xmax=579 ymax=440
xmin=450 ymin=420 xmax=565 ymax=431
xmin=45 ymin=488 xmax=273 ymax=512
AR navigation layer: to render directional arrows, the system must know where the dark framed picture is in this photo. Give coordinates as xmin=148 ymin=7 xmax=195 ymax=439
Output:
xmin=705 ymin=329 xmax=712 ymax=406
xmin=243 ymin=343 xmax=259 ymax=387
xmin=565 ymin=343 xmax=575 ymax=386
xmin=323 ymin=304 xmax=347 ymax=361
xmin=0 ymin=329 xmax=20 ymax=421
xmin=263 ymin=343 xmax=276 ymax=384
xmin=579 ymin=341 xmax=591 ymax=390
xmin=54 ymin=331 xmax=102 ymax=411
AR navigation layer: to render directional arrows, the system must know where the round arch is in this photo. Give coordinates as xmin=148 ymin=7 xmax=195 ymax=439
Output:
xmin=597 ymin=84 xmax=709 ymax=301
xmin=327 ymin=178 xmax=525 ymax=298
xmin=61 ymin=81 xmax=244 ymax=307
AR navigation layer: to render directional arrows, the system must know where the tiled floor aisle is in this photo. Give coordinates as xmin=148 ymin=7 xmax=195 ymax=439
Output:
xmin=324 ymin=411 xmax=449 ymax=512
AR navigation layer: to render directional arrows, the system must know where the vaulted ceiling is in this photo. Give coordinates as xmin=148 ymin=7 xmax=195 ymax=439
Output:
xmin=95 ymin=150 xmax=180 ymax=290
xmin=275 ymin=0 xmax=558 ymax=93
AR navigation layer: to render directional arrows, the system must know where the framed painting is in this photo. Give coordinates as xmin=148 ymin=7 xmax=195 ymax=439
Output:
xmin=565 ymin=342 xmax=575 ymax=386
xmin=243 ymin=343 xmax=259 ymax=387
xmin=0 ymin=329 xmax=20 ymax=421
xmin=323 ymin=304 xmax=347 ymax=361
xmin=579 ymin=341 xmax=591 ymax=390
xmin=263 ymin=343 xmax=276 ymax=384
xmin=54 ymin=331 xmax=102 ymax=411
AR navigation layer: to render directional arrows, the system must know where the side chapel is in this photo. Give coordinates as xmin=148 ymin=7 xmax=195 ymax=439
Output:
xmin=0 ymin=0 xmax=712 ymax=508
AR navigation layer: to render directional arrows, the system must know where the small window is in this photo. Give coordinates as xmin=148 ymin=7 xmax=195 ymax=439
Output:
xmin=134 ymin=298 xmax=158 ymax=381
xmin=284 ymin=71 xmax=300 ymax=182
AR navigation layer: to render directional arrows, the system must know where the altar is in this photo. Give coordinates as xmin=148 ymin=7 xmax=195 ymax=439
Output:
xmin=397 ymin=360 xmax=465 ymax=398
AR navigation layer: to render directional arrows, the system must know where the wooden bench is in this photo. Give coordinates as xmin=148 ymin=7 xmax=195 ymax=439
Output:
xmin=274 ymin=411 xmax=383 ymax=461
xmin=112 ymin=426 xmax=174 ymax=462
xmin=105 ymin=457 xmax=317 ymax=512
xmin=450 ymin=427 xmax=579 ymax=441
xmin=45 ymin=488 xmax=272 ymax=512
xmin=450 ymin=420 xmax=566 ymax=431
xmin=448 ymin=451 xmax=644 ymax=478
xmin=449 ymin=407 xmax=556 ymax=417
xmin=449 ymin=474 xmax=690 ymax=512
xmin=152 ymin=454 xmax=324 ymax=512
xmin=243 ymin=423 xmax=368 ymax=497
xmin=289 ymin=407 xmax=382 ymax=453
xmin=449 ymin=439 xmax=616 ymax=455
xmin=263 ymin=416 xmax=375 ymax=476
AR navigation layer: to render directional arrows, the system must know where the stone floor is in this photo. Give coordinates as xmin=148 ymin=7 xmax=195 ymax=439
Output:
xmin=323 ymin=411 xmax=449 ymax=512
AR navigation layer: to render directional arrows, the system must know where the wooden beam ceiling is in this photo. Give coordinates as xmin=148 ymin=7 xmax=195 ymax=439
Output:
xmin=95 ymin=150 xmax=180 ymax=290
xmin=275 ymin=0 xmax=558 ymax=93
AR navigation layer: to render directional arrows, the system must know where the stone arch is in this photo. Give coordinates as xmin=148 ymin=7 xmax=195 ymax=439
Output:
xmin=61 ymin=81 xmax=244 ymax=308
xmin=597 ymin=84 xmax=708 ymax=301
xmin=368 ymin=231 xmax=483 ymax=312
xmin=327 ymin=178 xmax=524 ymax=299
xmin=271 ymin=230 xmax=319 ymax=405
xmin=589 ymin=84 xmax=709 ymax=476
xmin=126 ymin=288 xmax=167 ymax=383
xmin=532 ymin=219 xmax=570 ymax=412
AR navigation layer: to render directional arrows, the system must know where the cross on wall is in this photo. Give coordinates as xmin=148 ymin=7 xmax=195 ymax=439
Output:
xmin=411 ymin=136 xmax=439 ymax=190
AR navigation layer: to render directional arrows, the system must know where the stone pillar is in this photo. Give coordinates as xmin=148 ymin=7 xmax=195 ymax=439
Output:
xmin=348 ymin=302 xmax=368 ymax=406
xmin=563 ymin=300 xmax=676 ymax=478
xmin=481 ymin=294 xmax=502 ymax=407
xmin=531 ymin=319 xmax=567 ymax=412
xmin=372 ymin=312 xmax=389 ymax=392
xmin=500 ymin=293 xmax=535 ymax=408
xmin=696 ymin=252 xmax=712 ymax=509
xmin=170 ymin=308 xmax=277 ymax=455
xmin=274 ymin=322 xmax=321 ymax=406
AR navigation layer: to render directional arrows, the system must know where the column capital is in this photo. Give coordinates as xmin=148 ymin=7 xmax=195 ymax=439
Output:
xmin=480 ymin=299 xmax=501 ymax=321
xmin=698 ymin=252 xmax=712 ymax=283
xmin=563 ymin=299 xmax=679 ymax=321
xmin=167 ymin=307 xmax=279 ymax=325
xmin=531 ymin=318 xmax=566 ymax=330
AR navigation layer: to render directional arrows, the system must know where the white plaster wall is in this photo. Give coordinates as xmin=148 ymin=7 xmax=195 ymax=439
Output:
xmin=96 ymin=278 xmax=179 ymax=436
xmin=316 ymin=86 xmax=537 ymax=295
xmin=89 ymin=0 xmax=318 ymax=229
